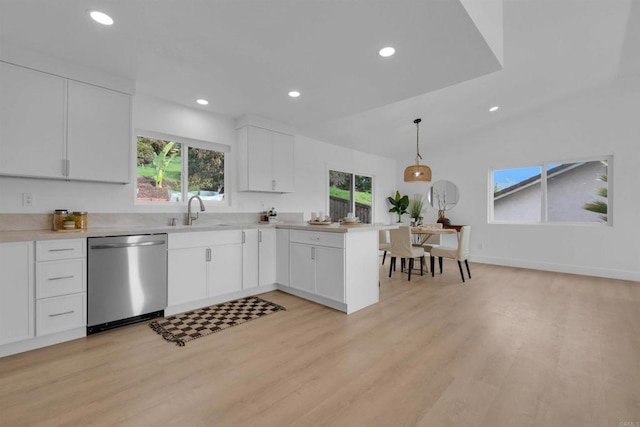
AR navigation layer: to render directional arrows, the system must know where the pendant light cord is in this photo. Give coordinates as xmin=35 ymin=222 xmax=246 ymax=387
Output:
xmin=415 ymin=118 xmax=422 ymax=164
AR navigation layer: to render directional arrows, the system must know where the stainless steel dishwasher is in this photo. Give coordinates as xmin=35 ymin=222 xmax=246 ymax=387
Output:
xmin=87 ymin=234 xmax=167 ymax=334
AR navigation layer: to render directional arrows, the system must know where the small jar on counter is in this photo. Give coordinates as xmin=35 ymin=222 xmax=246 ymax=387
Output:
xmin=52 ymin=209 xmax=68 ymax=231
xmin=73 ymin=212 xmax=88 ymax=230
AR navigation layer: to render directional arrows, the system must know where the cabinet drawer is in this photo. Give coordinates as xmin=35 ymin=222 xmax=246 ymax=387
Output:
xmin=36 ymin=259 xmax=86 ymax=298
xmin=36 ymin=239 xmax=86 ymax=261
xmin=290 ymin=230 xmax=345 ymax=248
xmin=36 ymin=293 xmax=86 ymax=336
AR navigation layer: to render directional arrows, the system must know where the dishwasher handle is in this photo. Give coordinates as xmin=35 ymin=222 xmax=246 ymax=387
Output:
xmin=90 ymin=241 xmax=166 ymax=250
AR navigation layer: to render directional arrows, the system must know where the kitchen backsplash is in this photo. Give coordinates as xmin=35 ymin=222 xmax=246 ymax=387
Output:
xmin=0 ymin=212 xmax=303 ymax=232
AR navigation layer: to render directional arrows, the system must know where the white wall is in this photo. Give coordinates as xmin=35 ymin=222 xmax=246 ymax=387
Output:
xmin=0 ymin=93 xmax=397 ymax=223
xmin=422 ymin=76 xmax=640 ymax=281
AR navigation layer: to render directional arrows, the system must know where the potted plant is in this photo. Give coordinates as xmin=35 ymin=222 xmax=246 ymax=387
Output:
xmin=409 ymin=195 xmax=424 ymax=225
xmin=387 ymin=191 xmax=409 ymax=223
xmin=63 ymin=214 xmax=77 ymax=229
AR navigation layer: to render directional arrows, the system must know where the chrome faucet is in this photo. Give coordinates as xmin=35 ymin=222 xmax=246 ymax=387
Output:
xmin=186 ymin=195 xmax=205 ymax=225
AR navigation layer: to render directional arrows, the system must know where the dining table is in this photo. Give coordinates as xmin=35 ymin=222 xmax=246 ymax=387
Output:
xmin=410 ymin=225 xmax=456 ymax=245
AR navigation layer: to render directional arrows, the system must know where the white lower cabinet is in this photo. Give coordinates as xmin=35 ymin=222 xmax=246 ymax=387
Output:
xmin=290 ymin=243 xmax=316 ymax=294
xmin=243 ymin=228 xmax=277 ymax=290
xmin=286 ymin=228 xmax=379 ymax=314
xmin=276 ymin=229 xmax=290 ymax=286
xmin=258 ymin=228 xmax=277 ymax=286
xmin=242 ymin=230 xmax=260 ymax=290
xmin=0 ymin=242 xmax=34 ymax=345
xmin=168 ymin=231 xmax=243 ymax=308
xmin=35 ymin=239 xmax=87 ymax=336
xmin=315 ymin=246 xmax=346 ymax=302
xmin=289 ymin=231 xmax=346 ymax=303
xmin=167 ymin=246 xmax=208 ymax=306
xmin=209 ymin=244 xmax=243 ymax=297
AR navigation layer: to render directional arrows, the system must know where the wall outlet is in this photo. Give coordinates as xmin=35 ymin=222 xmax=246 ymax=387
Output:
xmin=22 ymin=193 xmax=34 ymax=207
xmin=478 ymin=243 xmax=485 ymax=250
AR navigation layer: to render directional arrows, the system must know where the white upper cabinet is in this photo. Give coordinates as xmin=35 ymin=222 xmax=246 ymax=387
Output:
xmin=237 ymin=125 xmax=294 ymax=193
xmin=271 ymin=130 xmax=295 ymax=192
xmin=0 ymin=62 xmax=66 ymax=179
xmin=67 ymin=81 xmax=131 ymax=183
xmin=0 ymin=61 xmax=131 ymax=183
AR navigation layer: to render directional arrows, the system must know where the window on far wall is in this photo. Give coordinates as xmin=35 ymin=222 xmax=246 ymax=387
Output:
xmin=136 ymin=132 xmax=227 ymax=204
xmin=329 ymin=170 xmax=373 ymax=223
xmin=490 ymin=157 xmax=610 ymax=224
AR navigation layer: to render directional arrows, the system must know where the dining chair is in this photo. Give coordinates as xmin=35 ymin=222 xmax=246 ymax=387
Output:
xmin=388 ymin=226 xmax=425 ymax=281
xmin=430 ymin=225 xmax=471 ymax=283
xmin=378 ymin=229 xmax=391 ymax=265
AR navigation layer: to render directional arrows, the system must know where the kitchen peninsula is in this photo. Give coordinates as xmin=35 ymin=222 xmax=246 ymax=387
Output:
xmin=277 ymin=222 xmax=389 ymax=314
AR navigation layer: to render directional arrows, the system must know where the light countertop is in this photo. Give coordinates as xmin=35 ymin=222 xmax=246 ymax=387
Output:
xmin=0 ymin=222 xmax=397 ymax=243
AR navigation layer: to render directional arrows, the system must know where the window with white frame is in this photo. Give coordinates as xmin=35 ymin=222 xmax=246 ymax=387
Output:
xmin=328 ymin=170 xmax=373 ymax=223
xmin=136 ymin=132 xmax=228 ymax=204
xmin=490 ymin=157 xmax=610 ymax=224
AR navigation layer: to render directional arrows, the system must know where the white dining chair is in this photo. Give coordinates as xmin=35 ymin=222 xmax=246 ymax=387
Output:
xmin=430 ymin=225 xmax=471 ymax=283
xmin=388 ymin=226 xmax=425 ymax=281
xmin=378 ymin=229 xmax=391 ymax=265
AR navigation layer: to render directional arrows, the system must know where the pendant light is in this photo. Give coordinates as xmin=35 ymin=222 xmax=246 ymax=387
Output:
xmin=403 ymin=118 xmax=432 ymax=182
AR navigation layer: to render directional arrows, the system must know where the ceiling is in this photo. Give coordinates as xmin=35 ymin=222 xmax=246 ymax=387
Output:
xmin=1 ymin=0 xmax=638 ymax=163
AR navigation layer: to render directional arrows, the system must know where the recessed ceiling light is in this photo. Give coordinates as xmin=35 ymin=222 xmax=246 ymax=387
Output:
xmin=379 ymin=47 xmax=396 ymax=57
xmin=89 ymin=10 xmax=114 ymax=26
xmin=489 ymin=105 xmax=499 ymax=112
xmin=196 ymin=99 xmax=209 ymax=105
xmin=288 ymin=91 xmax=301 ymax=98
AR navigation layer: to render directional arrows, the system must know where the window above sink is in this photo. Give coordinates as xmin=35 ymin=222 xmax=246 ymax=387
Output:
xmin=135 ymin=130 xmax=229 ymax=207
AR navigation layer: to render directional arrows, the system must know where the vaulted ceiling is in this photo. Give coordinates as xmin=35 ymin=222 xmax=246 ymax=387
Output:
xmin=1 ymin=0 xmax=638 ymax=162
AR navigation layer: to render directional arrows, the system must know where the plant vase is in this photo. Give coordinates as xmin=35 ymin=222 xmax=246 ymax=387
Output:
xmin=436 ymin=210 xmax=451 ymax=226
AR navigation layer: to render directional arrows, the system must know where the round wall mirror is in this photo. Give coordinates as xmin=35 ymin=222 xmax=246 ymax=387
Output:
xmin=428 ymin=180 xmax=459 ymax=211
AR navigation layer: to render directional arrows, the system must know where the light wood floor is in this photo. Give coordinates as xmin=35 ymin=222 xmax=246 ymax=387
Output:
xmin=1 ymin=261 xmax=639 ymax=426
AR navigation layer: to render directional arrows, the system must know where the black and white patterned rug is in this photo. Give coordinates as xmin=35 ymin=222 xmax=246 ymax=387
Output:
xmin=149 ymin=296 xmax=286 ymax=346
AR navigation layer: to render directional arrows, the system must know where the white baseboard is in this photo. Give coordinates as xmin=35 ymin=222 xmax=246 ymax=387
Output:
xmin=470 ymin=255 xmax=640 ymax=282
xmin=0 ymin=327 xmax=85 ymax=358
xmin=277 ymin=285 xmax=348 ymax=313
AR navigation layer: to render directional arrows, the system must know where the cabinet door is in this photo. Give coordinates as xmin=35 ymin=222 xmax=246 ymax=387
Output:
xmin=315 ymin=246 xmax=345 ymax=302
xmin=289 ymin=243 xmax=315 ymax=294
xmin=209 ymin=244 xmax=243 ymax=297
xmin=168 ymin=248 xmax=208 ymax=306
xmin=67 ymin=81 xmax=131 ymax=183
xmin=0 ymin=242 xmax=34 ymax=345
xmin=246 ymin=126 xmax=273 ymax=191
xmin=258 ymin=228 xmax=277 ymax=286
xmin=276 ymin=229 xmax=290 ymax=286
xmin=271 ymin=131 xmax=294 ymax=192
xmin=242 ymin=230 xmax=259 ymax=290
xmin=0 ymin=62 xmax=66 ymax=178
